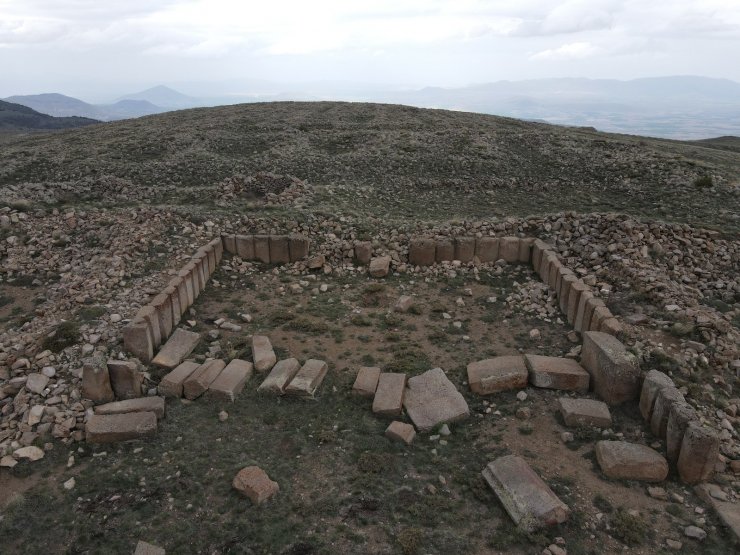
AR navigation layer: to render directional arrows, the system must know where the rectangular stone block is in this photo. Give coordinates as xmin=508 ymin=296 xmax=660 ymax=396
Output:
xmin=639 ymin=369 xmax=676 ymax=421
xmin=666 ymin=402 xmax=698 ymax=464
xmin=539 ymin=251 xmax=556 ymax=283
xmin=94 ymin=396 xmax=166 ymax=419
xmin=482 ymin=455 xmax=569 ymax=532
xmin=409 ymin=238 xmax=436 ymax=266
xmin=372 ymin=372 xmax=407 ymax=416
xmin=352 ymin=366 xmax=381 ymax=397
xmin=178 ymin=267 xmax=195 ymax=307
xmin=589 ymin=305 xmax=613 ymax=332
xmin=454 ymin=237 xmax=476 ymax=262
xmin=107 ymin=360 xmax=143 ymax=399
xmin=122 ymin=320 xmax=154 ymax=363
xmin=134 ymin=541 xmax=165 ymax=555
xmin=204 ymin=245 xmax=217 ymax=275
xmin=599 ymin=317 xmax=623 ymax=337
xmin=499 ymin=237 xmax=520 ymax=263
xmin=169 ymin=276 xmax=189 ymax=317
xmin=547 ymin=259 xmax=563 ymax=291
xmin=558 ymin=397 xmax=612 ymax=428
xmin=289 ymin=235 xmax=310 ymax=261
xmin=183 ymin=359 xmax=226 ymax=400
xmin=435 ymin=238 xmax=454 ymax=262
xmin=582 ymin=296 xmax=606 ymax=334
xmin=475 ymin=237 xmax=499 ymax=263
xmin=678 ymin=422 xmax=720 ymax=484
xmin=86 ymin=412 xmax=157 ymax=443
xmin=567 ymin=281 xmax=589 ymax=326
xmin=182 ymin=260 xmax=200 ymax=299
xmin=581 ymin=331 xmax=641 ymax=405
xmin=192 ymin=253 xmax=208 ymax=290
xmin=82 ymin=355 xmax=115 ymax=404
xmin=403 ymin=367 xmax=470 ymax=432
xmin=158 ymin=360 xmax=200 ymax=398
xmin=525 ymin=355 xmax=589 ymax=393
xmin=574 ymin=290 xmax=595 ymax=332
xmin=284 ymin=359 xmax=329 ymax=398
xmin=558 ymin=273 xmax=578 ymax=315
xmin=269 ymin=235 xmax=290 ymax=264
xmin=253 ymin=235 xmax=271 ymax=263
xmin=258 ymin=358 xmax=302 ymax=394
xmin=235 ymin=234 xmax=255 ymax=260
xmin=209 ymin=359 xmax=253 ymax=402
xmin=164 ymin=284 xmax=181 ymax=326
xmin=252 ymin=335 xmax=277 ymax=372
xmin=152 ymin=328 xmax=201 ymax=370
xmin=223 ymin=234 xmax=237 ymax=255
xmin=150 ymin=293 xmax=173 ymax=341
xmin=518 ymin=237 xmax=534 ymax=263
xmin=135 ymin=305 xmax=161 ymax=351
xmin=209 ymin=237 xmax=223 ymax=264
xmin=531 ymin=239 xmax=551 ymax=272
xmin=650 ymin=386 xmax=685 ymax=438
xmin=385 ymin=421 xmax=416 ymax=445
xmin=467 ymin=356 xmax=528 ymax=395
xmin=595 ymin=441 xmax=668 ymax=482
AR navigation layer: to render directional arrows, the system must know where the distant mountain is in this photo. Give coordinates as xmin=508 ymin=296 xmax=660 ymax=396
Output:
xmin=0 ymin=99 xmax=98 ymax=131
xmin=116 ymin=85 xmax=201 ymax=109
xmin=99 ymin=99 xmax=164 ymax=119
xmin=4 ymin=93 xmax=168 ymax=121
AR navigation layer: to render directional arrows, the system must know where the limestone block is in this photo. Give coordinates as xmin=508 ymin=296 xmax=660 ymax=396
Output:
xmin=566 ymin=281 xmax=589 ymax=325
xmin=525 ymin=355 xmax=589 ymax=393
xmin=269 ymin=235 xmax=290 ymax=264
xmin=94 ymin=396 xmax=165 ymax=419
xmin=475 ymin=237 xmax=499 ymax=263
xmin=589 ymin=305 xmax=613 ymax=332
xmin=518 ymin=237 xmax=534 ymax=263
xmin=368 ymin=256 xmax=391 ymax=277
xmin=639 ymin=370 xmax=675 ymax=421
xmin=580 ymin=331 xmax=640 ymax=405
xmin=289 ymin=235 xmax=310 ymax=261
xmin=177 ymin=268 xmax=195 ymax=308
xmin=150 ymin=293 xmax=173 ymax=341
xmin=152 ymin=328 xmax=201 ymax=370
xmin=86 ymin=412 xmax=157 ymax=443
xmin=82 ymin=355 xmax=115 ymax=404
xmin=183 ymin=359 xmax=226 ymax=400
xmin=454 ymin=237 xmax=476 ymax=262
xmin=107 ymin=360 xmax=143 ymax=399
xmin=666 ymin=402 xmax=698 ymax=464
xmin=435 ymin=238 xmax=454 ymax=262
xmin=650 ymin=386 xmax=685 ymax=438
xmin=599 ymin=318 xmax=624 ymax=337
xmin=134 ymin=541 xmax=165 ymax=555
xmin=222 ymin=234 xmax=237 ymax=255
xmin=232 ymin=466 xmax=279 ymax=505
xmin=253 ymin=235 xmax=271 ymax=263
xmin=372 ymin=372 xmax=407 ymax=416
xmin=467 ymin=356 xmax=528 ymax=395
xmin=122 ymin=319 xmax=154 ymax=363
xmin=258 ymin=358 xmax=302 ymax=394
xmin=284 ymin=359 xmax=329 ymax=398
xmin=409 ymin=238 xmax=436 ymax=266
xmin=354 ymin=241 xmax=372 ymax=264
xmin=163 ymin=285 xmax=181 ymax=327
xmin=252 ymin=335 xmax=277 ymax=372
xmin=136 ymin=305 xmax=161 ymax=351
xmin=235 ymin=234 xmax=255 ymax=260
xmin=499 ymin=237 xmax=520 ymax=263
xmin=574 ymin=290 xmax=595 ymax=333
xmin=678 ymin=422 xmax=719 ymax=484
xmin=595 ymin=441 xmax=668 ymax=482
xmin=558 ymin=273 xmax=578 ymax=315
xmin=209 ymin=359 xmax=253 ymax=402
xmin=558 ymin=398 xmax=612 ymax=428
xmin=403 ymin=368 xmax=470 ymax=432
xmin=385 ymin=421 xmax=416 ymax=445
xmin=352 ymin=366 xmax=381 ymax=397
xmin=531 ymin=239 xmax=551 ymax=272
xmin=158 ymin=361 xmax=200 ymax=398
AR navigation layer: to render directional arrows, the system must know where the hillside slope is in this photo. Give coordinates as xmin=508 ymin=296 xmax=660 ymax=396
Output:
xmin=0 ymin=99 xmax=99 ymax=131
xmin=0 ymin=101 xmax=737 ymax=230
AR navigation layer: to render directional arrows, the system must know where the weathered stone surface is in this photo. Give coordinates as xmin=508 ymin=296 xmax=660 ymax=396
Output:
xmin=232 ymin=466 xmax=279 ymax=505
xmin=694 ymin=483 xmax=740 ymax=544
xmin=289 ymin=235 xmax=310 ymax=261
xmin=235 ymin=234 xmax=255 ymax=260
xmin=531 ymin=239 xmax=551 ymax=272
xmin=467 ymin=356 xmax=528 ymax=395
xmin=482 ymin=455 xmax=569 ymax=532
xmin=595 ymin=441 xmax=668 ymax=482
xmin=13 ymin=446 xmax=45 ymax=461
xmin=403 ymin=368 xmax=470 ymax=432
xmin=136 ymin=305 xmax=162 ymax=351
xmin=589 ymin=305 xmax=613 ymax=332
xmin=253 ymin=235 xmax=271 ymax=263
xmin=209 ymin=359 xmax=253 ymax=402
xmin=518 ymin=237 xmax=534 ymax=263
xmin=107 ymin=360 xmax=143 ymax=399
xmin=82 ymin=355 xmax=115 ymax=404
xmin=372 ymin=372 xmax=407 ymax=416
xmin=134 ymin=541 xmax=166 ymax=555
xmin=269 ymin=235 xmax=290 ymax=264
xmin=582 ymin=297 xmax=605 ymax=335
xmin=650 ymin=386 xmax=685 ymax=438
xmin=574 ymin=290 xmax=595 ymax=333
xmin=435 ymin=238 xmax=454 ymax=262
xmin=475 ymin=237 xmax=499 ymax=263
xmin=454 ymin=237 xmax=476 ymax=262
xmin=678 ymin=422 xmax=719 ymax=484
xmin=123 ymin=319 xmax=154 ymax=363
xmin=368 ymin=255 xmax=391 ymax=277
xmin=409 ymin=238 xmax=436 ymax=266
xmin=94 ymin=396 xmax=166 ymax=419
xmin=252 ymin=335 xmax=277 ymax=372
xmin=547 ymin=259 xmax=564 ymax=291
xmin=385 ymin=421 xmax=416 ymax=445
xmin=152 ymin=328 xmax=201 ymax=370
xmin=158 ymin=361 xmax=200 ymax=398
xmin=285 ymin=359 xmax=329 ymax=398
xmin=352 ymin=366 xmax=381 ymax=397
xmin=666 ymin=402 xmax=698 ymax=464
xmin=599 ymin=317 xmax=623 ymax=336
xmin=558 ymin=273 xmax=578 ymax=315
xmin=558 ymin=398 xmax=612 ymax=428
xmin=151 ymin=292 xmax=173 ymax=340
xmin=525 ymin=355 xmax=590 ymax=393
xmin=394 ymin=295 xmax=413 ymax=313
xmin=354 ymin=241 xmax=372 ymax=264
xmin=182 ymin=359 xmax=226 ymax=400
xmin=581 ymin=331 xmax=640 ymax=405
xmin=222 ymin=234 xmax=236 ymax=254
xmin=566 ymin=281 xmax=589 ymax=325
xmin=639 ymin=370 xmax=676 ymax=421
xmin=86 ymin=412 xmax=157 ymax=443
xmin=258 ymin=358 xmax=301 ymax=394
xmin=25 ymin=373 xmax=49 ymax=394
xmin=499 ymin=237 xmax=521 ymax=263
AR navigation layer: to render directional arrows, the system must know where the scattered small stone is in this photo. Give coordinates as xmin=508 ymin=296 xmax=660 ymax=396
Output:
xmin=232 ymin=466 xmax=279 ymax=505
xmin=218 ymin=410 xmax=229 ymax=422
xmin=63 ymin=477 xmax=76 ymax=490
xmin=684 ymin=525 xmax=707 ymax=541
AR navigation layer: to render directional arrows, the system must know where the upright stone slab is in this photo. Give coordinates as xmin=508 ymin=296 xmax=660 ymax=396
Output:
xmin=368 ymin=256 xmax=391 ymax=278
xmin=289 ymin=235 xmax=310 ymax=261
xmin=107 ymin=360 xmax=143 ymax=399
xmin=123 ymin=319 xmax=154 ymax=363
xmin=678 ymin=422 xmax=719 ymax=484
xmin=409 ymin=238 xmax=436 ymax=266
xmin=403 ymin=368 xmax=470 ymax=432
xmin=252 ymin=335 xmax=277 ymax=372
xmin=499 ymin=237 xmax=520 ymax=263
xmin=136 ymin=305 xmax=161 ymax=351
xmin=555 ymin=266 xmax=574 ymax=304
xmin=475 ymin=237 xmax=499 ymax=263
xmin=547 ymin=259 xmax=563 ymax=291
xmin=94 ymin=396 xmax=166 ymax=419
xmin=158 ymin=361 xmax=200 ymax=398
xmin=666 ymin=402 xmax=698 ymax=464
xmin=372 ymin=373 xmax=407 ymax=416
xmin=150 ymin=293 xmax=173 ymax=341
xmin=559 ymin=273 xmax=578 ymax=315
xmin=352 ymin=366 xmax=381 ymax=397
xmin=177 ymin=268 xmax=195 ymax=307
xmin=354 ymin=241 xmax=372 ymax=264
xmin=539 ymin=251 xmax=556 ymax=283
xmin=531 ymin=239 xmax=551 ymax=272
xmin=284 ymin=359 xmax=329 ymax=398
xmin=86 ymin=412 xmax=157 ymax=443
xmin=82 ymin=355 xmax=115 ymax=404
xmin=589 ymin=305 xmax=613 ymax=332
xmin=467 ymin=356 xmax=528 ymax=395
xmin=525 ymin=355 xmax=589 ymax=393
xmin=193 ymin=253 xmax=208 ymax=290
xmin=181 ymin=260 xmax=200 ymax=300
xmin=209 ymin=359 xmax=253 ymax=402
xmin=169 ymin=276 xmax=189 ymax=318
xmin=235 ymin=235 xmax=255 ymax=260
xmin=152 ymin=328 xmax=201 ymax=370
xmin=639 ymin=369 xmax=675 ymax=421
xmin=558 ymin=398 xmax=612 ymax=428
xmin=518 ymin=237 xmax=534 ymax=263
xmin=183 ymin=359 xmax=226 ymax=400
xmin=482 ymin=455 xmax=569 ymax=532
xmin=595 ymin=441 xmax=668 ymax=482
xmin=574 ymin=290 xmax=595 ymax=332
xmin=599 ymin=318 xmax=623 ymax=336
xmin=269 ymin=235 xmax=290 ymax=264
xmin=650 ymin=386 xmax=685 ymax=438
xmin=223 ymin=234 xmax=237 ymax=255
xmin=454 ymin=237 xmax=476 ymax=262
xmin=566 ymin=281 xmax=589 ymax=325
xmin=163 ymin=285 xmax=181 ymax=326
xmin=580 ymin=331 xmax=640 ymax=405
xmin=435 ymin=238 xmax=454 ymax=262
xmin=253 ymin=235 xmax=271 ymax=263
xmin=258 ymin=358 xmax=302 ymax=395
xmin=582 ymin=297 xmax=605 ymax=334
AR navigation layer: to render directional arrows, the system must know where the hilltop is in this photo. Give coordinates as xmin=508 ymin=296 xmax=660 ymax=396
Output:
xmin=0 ymin=99 xmax=98 ymax=132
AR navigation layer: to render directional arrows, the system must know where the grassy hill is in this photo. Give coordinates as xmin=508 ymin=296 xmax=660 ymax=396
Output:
xmin=0 ymin=99 xmax=99 ymax=132
xmin=0 ymin=101 xmax=737 ymax=230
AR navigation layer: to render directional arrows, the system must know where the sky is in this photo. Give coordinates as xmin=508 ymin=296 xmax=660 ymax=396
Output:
xmin=1 ymin=0 xmax=739 ymax=100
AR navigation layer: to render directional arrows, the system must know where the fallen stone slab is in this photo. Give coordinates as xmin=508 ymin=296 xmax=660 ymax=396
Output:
xmin=368 ymin=255 xmax=391 ymax=277
xmin=580 ymin=331 xmax=640 ymax=405
xmin=678 ymin=422 xmax=719 ymax=485
xmin=94 ymin=397 xmax=166 ymax=419
xmin=467 ymin=356 xmax=528 ymax=395
xmin=134 ymin=541 xmax=166 ymax=555
xmin=403 ymin=368 xmax=470 ymax=432
xmin=183 ymin=359 xmax=226 ymax=400
xmin=666 ymin=402 xmax=698 ymax=464
xmin=482 ymin=455 xmax=569 ymax=532
xmin=233 ymin=466 xmax=279 ymax=505
xmin=372 ymin=372 xmax=407 ymax=416
xmin=284 ymin=359 xmax=329 ymax=398
xmin=650 ymin=386 xmax=685 ymax=438
xmin=82 ymin=355 xmax=115 ymax=404
xmin=694 ymin=483 xmax=740 ymax=544
xmin=107 ymin=360 xmax=143 ymax=400
xmin=639 ymin=369 xmax=675 ymax=422
xmin=158 ymin=361 xmax=200 ymax=398
xmin=151 ymin=328 xmax=201 ymax=370
xmin=209 ymin=359 xmax=253 ymax=402
xmin=595 ymin=441 xmax=668 ymax=482
xmin=558 ymin=397 xmax=612 ymax=428
xmin=385 ymin=421 xmax=416 ymax=445
xmin=352 ymin=366 xmax=381 ymax=397
xmin=258 ymin=358 xmax=302 ymax=395
xmin=525 ymin=355 xmax=589 ymax=393
xmin=86 ymin=412 xmax=157 ymax=443
xmin=252 ymin=335 xmax=277 ymax=372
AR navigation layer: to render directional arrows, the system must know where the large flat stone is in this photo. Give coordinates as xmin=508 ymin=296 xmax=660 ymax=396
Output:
xmin=595 ymin=441 xmax=668 ymax=482
xmin=475 ymin=237 xmax=499 ymax=263
xmin=467 ymin=356 xmax=528 ymax=395
xmin=580 ymin=331 xmax=640 ymax=405
xmin=182 ymin=359 xmax=226 ymax=400
xmin=258 ymin=358 xmax=302 ymax=394
xmin=482 ymin=455 xmax=569 ymax=532
xmin=209 ymin=359 xmax=253 ymax=402
xmin=352 ymin=366 xmax=381 ymax=397
xmin=525 ymin=355 xmax=590 ymax=393
xmin=94 ymin=396 xmax=166 ymax=419
xmin=252 ymin=335 xmax=277 ymax=372
xmin=151 ymin=328 xmax=201 ymax=370
xmin=639 ymin=369 xmax=675 ymax=422
xmin=233 ymin=466 xmax=279 ymax=505
xmin=86 ymin=412 xmax=157 ymax=443
xmin=558 ymin=397 xmax=612 ymax=428
xmin=107 ymin=360 xmax=143 ymax=400
xmin=158 ymin=361 xmax=200 ymax=398
xmin=695 ymin=483 xmax=740 ymax=544
xmin=372 ymin=372 xmax=407 ymax=416
xmin=403 ymin=368 xmax=470 ymax=432
xmin=284 ymin=359 xmax=329 ymax=398
xmin=368 ymin=256 xmax=391 ymax=277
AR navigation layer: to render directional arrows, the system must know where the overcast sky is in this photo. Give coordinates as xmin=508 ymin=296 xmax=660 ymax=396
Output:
xmin=1 ymin=0 xmax=739 ymax=100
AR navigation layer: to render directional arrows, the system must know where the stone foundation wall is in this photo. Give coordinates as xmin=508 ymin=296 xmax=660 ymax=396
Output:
xmin=221 ymin=234 xmax=309 ymax=264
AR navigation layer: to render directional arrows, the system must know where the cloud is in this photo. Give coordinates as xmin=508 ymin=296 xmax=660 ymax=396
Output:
xmin=530 ymin=41 xmax=598 ymax=61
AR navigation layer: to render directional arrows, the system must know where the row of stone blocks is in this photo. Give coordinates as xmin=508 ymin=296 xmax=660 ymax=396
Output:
xmin=123 ymin=238 xmax=224 ymax=364
xmin=221 ymin=234 xmax=309 ymax=264
xmin=640 ymin=369 xmax=720 ymax=484
xmin=408 ymin=236 xmax=534 ymax=266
